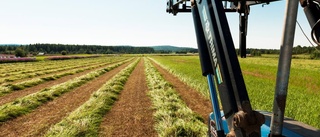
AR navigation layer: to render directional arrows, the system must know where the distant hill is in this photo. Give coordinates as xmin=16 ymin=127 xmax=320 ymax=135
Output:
xmin=151 ymin=45 xmax=197 ymax=53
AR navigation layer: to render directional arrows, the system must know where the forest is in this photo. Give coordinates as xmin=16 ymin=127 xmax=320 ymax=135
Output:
xmin=0 ymin=44 xmax=155 ymax=56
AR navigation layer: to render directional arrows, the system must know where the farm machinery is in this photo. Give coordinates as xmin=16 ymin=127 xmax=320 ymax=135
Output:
xmin=166 ymin=0 xmax=320 ymax=137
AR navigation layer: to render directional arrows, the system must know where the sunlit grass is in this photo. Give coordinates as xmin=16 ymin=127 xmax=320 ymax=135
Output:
xmin=151 ymin=55 xmax=320 ymax=129
xmin=149 ymin=56 xmax=209 ymax=98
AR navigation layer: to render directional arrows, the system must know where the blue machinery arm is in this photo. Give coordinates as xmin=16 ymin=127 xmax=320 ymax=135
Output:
xmin=167 ymin=0 xmax=320 ymax=137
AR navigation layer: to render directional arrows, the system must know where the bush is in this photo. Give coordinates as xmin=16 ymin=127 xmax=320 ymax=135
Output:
xmin=310 ymin=50 xmax=320 ymax=59
xmin=15 ymin=48 xmax=27 ymax=57
xmin=61 ymin=50 xmax=67 ymax=55
xmin=250 ymin=49 xmax=261 ymax=56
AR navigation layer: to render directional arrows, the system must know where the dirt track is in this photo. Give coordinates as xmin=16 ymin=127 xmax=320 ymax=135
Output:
xmin=99 ymin=59 xmax=157 ymax=137
xmin=0 ymin=62 xmax=131 ymax=137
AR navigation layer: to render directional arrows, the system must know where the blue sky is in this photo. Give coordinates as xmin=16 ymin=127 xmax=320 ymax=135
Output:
xmin=0 ymin=0 xmax=313 ymax=49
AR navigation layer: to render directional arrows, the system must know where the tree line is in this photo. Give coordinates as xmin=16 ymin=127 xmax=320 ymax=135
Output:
xmin=1 ymin=44 xmax=320 ymax=59
xmin=0 ymin=44 xmax=155 ymax=56
xmin=237 ymin=45 xmax=320 ymax=58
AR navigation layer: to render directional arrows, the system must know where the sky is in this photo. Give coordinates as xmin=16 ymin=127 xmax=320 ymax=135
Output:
xmin=0 ymin=0 xmax=314 ymax=49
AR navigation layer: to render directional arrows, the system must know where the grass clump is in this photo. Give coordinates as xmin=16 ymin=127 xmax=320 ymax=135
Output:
xmin=44 ymin=59 xmax=139 ymax=137
xmin=144 ymin=58 xmax=207 ymax=137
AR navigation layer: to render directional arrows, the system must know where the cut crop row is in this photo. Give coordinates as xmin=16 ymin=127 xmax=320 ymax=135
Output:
xmin=0 ymin=56 xmax=118 ymax=78
xmin=0 ymin=57 xmax=129 ymax=85
xmin=45 ymin=59 xmax=139 ymax=136
xmin=0 ymin=58 xmax=133 ymax=97
xmin=0 ymin=61 xmax=97 ymax=79
xmin=0 ymin=59 xmax=131 ymax=123
xmin=0 ymin=57 xmax=104 ymax=75
xmin=144 ymin=58 xmax=207 ymax=137
xmin=0 ymin=57 xmax=124 ymax=83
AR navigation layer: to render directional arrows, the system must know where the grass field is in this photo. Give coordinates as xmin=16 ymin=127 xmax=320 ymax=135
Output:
xmin=151 ymin=55 xmax=320 ymax=129
xmin=0 ymin=55 xmax=318 ymax=136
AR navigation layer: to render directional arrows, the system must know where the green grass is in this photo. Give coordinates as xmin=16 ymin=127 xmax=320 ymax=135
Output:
xmin=35 ymin=56 xmax=47 ymax=61
xmin=239 ymin=57 xmax=320 ymax=128
xmin=45 ymin=59 xmax=139 ymax=137
xmin=261 ymin=54 xmax=312 ymax=59
xmin=151 ymin=55 xmax=320 ymax=129
xmin=144 ymin=58 xmax=207 ymax=137
xmin=149 ymin=56 xmax=209 ymax=98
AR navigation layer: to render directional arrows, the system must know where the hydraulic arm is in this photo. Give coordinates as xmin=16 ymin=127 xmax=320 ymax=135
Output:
xmin=167 ymin=0 xmax=320 ymax=137
xmin=300 ymin=0 xmax=320 ymax=45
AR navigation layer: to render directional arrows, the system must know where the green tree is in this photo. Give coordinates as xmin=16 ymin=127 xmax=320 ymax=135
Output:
xmin=311 ymin=50 xmax=320 ymax=59
xmin=15 ymin=48 xmax=27 ymax=57
xmin=250 ymin=49 xmax=261 ymax=56
xmin=61 ymin=50 xmax=67 ymax=55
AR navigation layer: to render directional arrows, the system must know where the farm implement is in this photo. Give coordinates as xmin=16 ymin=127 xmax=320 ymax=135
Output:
xmin=167 ymin=0 xmax=320 ymax=137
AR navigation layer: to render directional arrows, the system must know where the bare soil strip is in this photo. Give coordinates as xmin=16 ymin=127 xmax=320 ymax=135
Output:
xmin=0 ymin=62 xmax=132 ymax=137
xmin=0 ymin=61 xmax=125 ymax=106
xmin=151 ymin=61 xmax=212 ymax=124
xmin=99 ymin=59 xmax=157 ymax=137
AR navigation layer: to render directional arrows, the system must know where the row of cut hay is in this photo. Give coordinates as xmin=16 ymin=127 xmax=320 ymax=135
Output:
xmin=0 ymin=59 xmax=130 ymax=123
xmin=148 ymin=56 xmax=209 ymax=99
xmin=45 ymin=59 xmax=140 ymax=137
xmin=45 ymin=55 xmax=101 ymax=60
xmin=0 ymin=61 xmax=94 ymax=80
xmin=0 ymin=56 xmax=120 ymax=77
xmin=0 ymin=58 xmax=133 ymax=97
xmin=144 ymin=58 xmax=207 ymax=137
xmin=0 ymin=57 xmax=129 ymax=84
xmin=0 ymin=56 xmax=102 ymax=75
